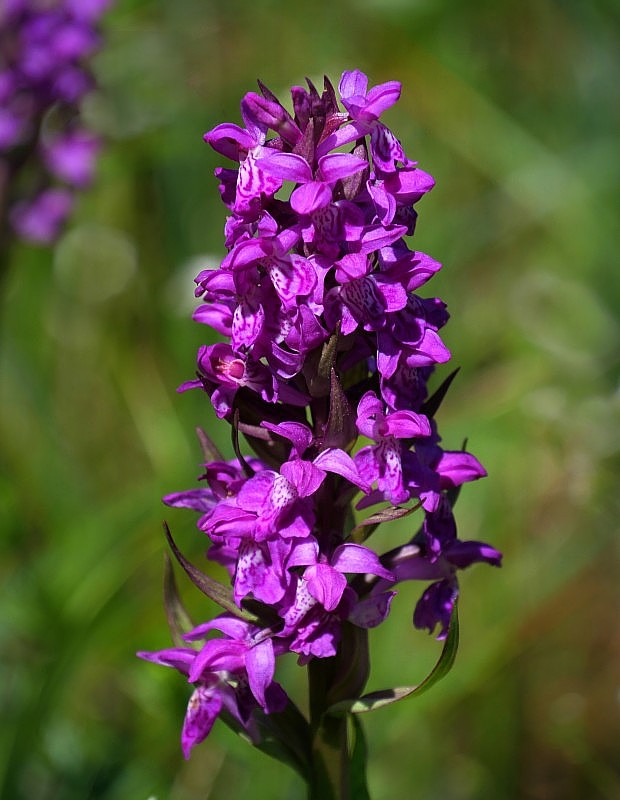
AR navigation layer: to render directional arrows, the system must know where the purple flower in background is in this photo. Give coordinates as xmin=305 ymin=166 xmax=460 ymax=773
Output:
xmin=9 ymin=186 xmax=73 ymax=244
xmin=144 ymin=69 xmax=502 ymax=761
xmin=0 ymin=0 xmax=112 ymax=245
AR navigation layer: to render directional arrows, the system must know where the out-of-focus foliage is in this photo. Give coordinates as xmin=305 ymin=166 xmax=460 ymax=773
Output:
xmin=1 ymin=1 xmax=618 ymax=798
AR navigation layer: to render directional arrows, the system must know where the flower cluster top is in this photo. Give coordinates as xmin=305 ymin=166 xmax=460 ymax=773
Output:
xmin=0 ymin=0 xmax=111 ymax=243
xmin=139 ymin=71 xmax=501 ymax=759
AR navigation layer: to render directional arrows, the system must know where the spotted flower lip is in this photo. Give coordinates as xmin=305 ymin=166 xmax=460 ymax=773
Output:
xmin=143 ymin=69 xmax=501 ymax=758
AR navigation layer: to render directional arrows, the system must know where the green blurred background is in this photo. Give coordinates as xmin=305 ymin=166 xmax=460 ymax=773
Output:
xmin=1 ymin=0 xmax=619 ymax=797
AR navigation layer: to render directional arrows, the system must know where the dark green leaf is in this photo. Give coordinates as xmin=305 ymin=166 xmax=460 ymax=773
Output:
xmin=162 ymin=553 xmax=195 ymax=646
xmin=347 ymin=715 xmax=371 ymax=800
xmin=421 ymin=368 xmax=460 ymax=419
xmin=195 ymin=426 xmax=224 ymax=463
xmin=163 ymin=522 xmax=259 ymax=622
xmin=327 ymin=604 xmax=459 ymax=714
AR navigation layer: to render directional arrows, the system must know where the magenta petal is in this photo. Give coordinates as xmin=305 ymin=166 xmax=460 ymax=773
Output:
xmin=286 ymin=537 xmax=320 ymax=568
xmin=163 ymin=489 xmax=216 ymax=513
xmin=359 ymin=223 xmax=408 ymax=255
xmin=368 ymin=180 xmax=396 ymax=224
xmin=385 ymin=409 xmax=431 ymax=439
xmin=331 ymin=543 xmax=395 ymax=581
xmin=246 ymin=638 xmax=275 ymax=708
xmin=290 ymin=181 xmax=332 ymax=215
xmin=436 ymin=451 xmax=487 ymax=487
xmin=313 ymin=448 xmax=370 ymax=492
xmin=184 ymin=616 xmax=250 ymax=642
xmin=236 ymin=151 xmax=282 ymax=211
xmin=445 ymin=540 xmax=502 ymax=569
xmin=237 ymin=471 xmax=277 ymax=512
xmin=317 ymin=153 xmax=368 ymax=183
xmin=136 ymin=647 xmax=195 ymax=674
xmin=363 ymin=80 xmax=401 ymax=119
xmin=349 ymin=591 xmax=396 ymax=628
xmin=316 ymin=121 xmax=368 ymax=157
xmin=384 ymin=167 xmax=435 ymax=202
xmin=204 ymin=123 xmax=256 ymax=160
xmin=304 ymin=564 xmax=347 ymax=611
xmin=281 ymin=459 xmax=325 ymax=497
xmin=267 ymin=254 xmax=317 ymax=302
xmin=181 ymin=686 xmax=222 ymax=759
xmin=262 ymin=421 xmax=313 ymax=457
xmin=258 ymin=151 xmax=313 ymax=183
xmin=339 ymin=69 xmax=369 ymax=100
xmin=188 ymin=639 xmax=246 ymax=682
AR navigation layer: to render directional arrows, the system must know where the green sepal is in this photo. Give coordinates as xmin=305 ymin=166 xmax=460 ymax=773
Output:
xmin=327 ymin=604 xmax=459 ymax=715
xmin=421 ymin=367 xmax=460 ymax=419
xmin=349 ymin=503 xmax=420 ymax=543
xmin=163 ymin=522 xmax=259 ymax=623
xmin=162 ymin=553 xmax=195 ymax=646
xmin=195 ymin=426 xmax=224 ymax=463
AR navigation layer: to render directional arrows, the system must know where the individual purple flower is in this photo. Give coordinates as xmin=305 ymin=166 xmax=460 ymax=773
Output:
xmin=138 ymin=615 xmax=287 ymax=757
xmin=374 ymin=499 xmax=502 ymax=639
xmin=354 ymin=390 xmax=431 ymax=505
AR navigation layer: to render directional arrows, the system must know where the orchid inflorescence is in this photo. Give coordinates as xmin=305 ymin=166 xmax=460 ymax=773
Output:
xmin=0 ymin=0 xmax=111 ymax=244
xmin=139 ymin=70 xmax=501 ymax=784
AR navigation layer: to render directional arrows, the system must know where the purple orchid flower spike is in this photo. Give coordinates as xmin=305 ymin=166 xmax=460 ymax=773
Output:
xmin=143 ymin=69 xmax=501 ymax=789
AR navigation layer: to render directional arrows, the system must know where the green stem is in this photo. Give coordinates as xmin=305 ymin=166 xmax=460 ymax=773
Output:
xmin=306 ymin=624 xmax=371 ymax=799
xmin=308 ymin=657 xmax=349 ymax=800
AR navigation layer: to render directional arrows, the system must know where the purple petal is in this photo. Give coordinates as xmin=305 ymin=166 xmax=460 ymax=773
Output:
xmin=290 ymin=181 xmax=332 ymax=215
xmin=444 ymin=540 xmax=502 ymax=569
xmin=313 ymin=448 xmax=371 ymax=492
xmin=363 ymin=81 xmax=401 ymax=119
xmin=267 ymin=254 xmax=317 ymax=302
xmin=436 ymin=451 xmax=488 ymax=488
xmin=203 ymin=122 xmax=256 ymax=160
xmin=385 ymin=409 xmax=431 ymax=439
xmin=413 ymin=579 xmax=457 ymax=640
xmin=349 ymin=591 xmax=396 ymax=628
xmin=331 ymin=543 xmax=395 ymax=581
xmin=181 ymin=686 xmax=222 ymax=759
xmin=188 ymin=639 xmax=246 ymax=683
xmin=317 ymin=153 xmax=368 ymax=183
xmin=184 ymin=616 xmax=251 ymax=642
xmin=261 ymin=421 xmax=313 ymax=457
xmin=234 ymin=540 xmax=287 ymax=604
xmin=163 ymin=489 xmax=216 ymax=513
xmin=304 ymin=564 xmax=347 ymax=611
xmin=236 ymin=151 xmax=282 ymax=212
xmin=339 ymin=69 xmax=369 ymax=100
xmin=384 ymin=167 xmax=435 ymax=202
xmin=280 ymin=459 xmax=325 ymax=498
xmin=258 ymin=152 xmax=313 ymax=183
xmin=359 ymin=223 xmax=408 ymax=255
xmin=316 ymin=121 xmax=369 ymax=157
xmin=246 ymin=638 xmax=276 ymax=708
xmin=136 ymin=647 xmax=195 ymax=675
